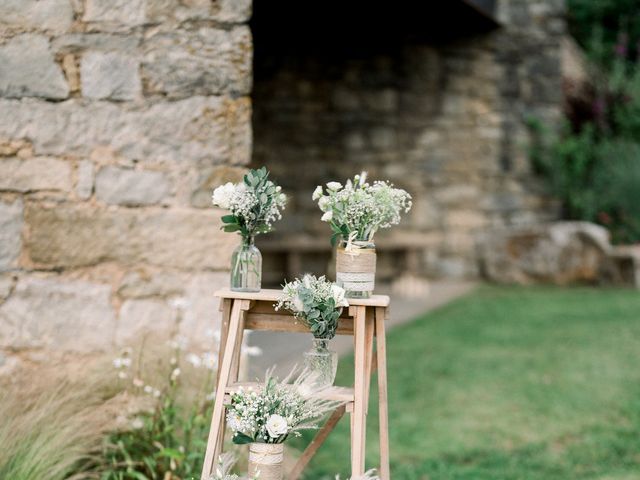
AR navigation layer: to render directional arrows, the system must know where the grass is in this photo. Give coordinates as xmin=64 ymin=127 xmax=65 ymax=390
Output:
xmin=301 ymin=286 xmax=640 ymax=479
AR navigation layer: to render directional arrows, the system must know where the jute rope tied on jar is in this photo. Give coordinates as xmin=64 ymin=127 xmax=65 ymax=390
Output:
xmin=336 ymin=244 xmax=376 ymax=294
xmin=248 ymin=443 xmax=284 ymax=480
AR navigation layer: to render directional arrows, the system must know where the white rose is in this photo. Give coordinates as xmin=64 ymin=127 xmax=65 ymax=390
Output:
xmin=265 ymin=414 xmax=288 ymax=438
xmin=211 ymin=182 xmax=235 ymax=209
xmin=326 ymin=181 xmax=342 ymax=191
xmin=321 ymin=211 xmax=333 ymax=222
xmin=331 ymin=284 xmax=348 ymax=307
xmin=312 ymin=185 xmax=323 ymax=201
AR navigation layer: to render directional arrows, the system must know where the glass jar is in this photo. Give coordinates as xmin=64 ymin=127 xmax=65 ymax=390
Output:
xmin=336 ymin=240 xmax=376 ymax=298
xmin=248 ymin=443 xmax=284 ymax=480
xmin=303 ymin=338 xmax=338 ymax=388
xmin=230 ymin=236 xmax=262 ymax=292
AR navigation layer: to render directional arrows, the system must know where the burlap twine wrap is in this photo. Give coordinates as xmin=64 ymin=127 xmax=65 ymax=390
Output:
xmin=336 ymin=246 xmax=377 ymax=295
xmin=248 ymin=443 xmax=284 ymax=480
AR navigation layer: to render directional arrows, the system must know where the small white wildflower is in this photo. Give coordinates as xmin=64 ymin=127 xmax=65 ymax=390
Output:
xmin=118 ymin=371 xmax=128 ymax=380
xmin=133 ymin=378 xmax=144 ymax=388
xmin=144 ymin=385 xmax=153 ymax=394
xmin=186 ymin=353 xmax=202 ymax=368
xmin=171 ymin=368 xmax=181 ymax=380
xmin=153 ymin=389 xmax=161 ymax=398
xmin=131 ymin=418 xmax=144 ymax=430
xmin=312 ymin=185 xmax=323 ymax=200
xmin=326 ymin=181 xmax=342 ymax=191
xmin=170 ymin=357 xmax=177 ymax=366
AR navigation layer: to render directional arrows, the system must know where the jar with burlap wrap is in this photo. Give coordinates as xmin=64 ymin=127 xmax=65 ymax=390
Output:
xmin=336 ymin=241 xmax=376 ymax=299
xmin=247 ymin=443 xmax=284 ymax=480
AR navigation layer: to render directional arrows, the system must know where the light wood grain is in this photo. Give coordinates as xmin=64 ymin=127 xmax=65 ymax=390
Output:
xmin=351 ymin=305 xmax=367 ymax=476
xmin=375 ymin=307 xmax=391 ymax=480
xmin=215 ymin=288 xmax=390 ymax=307
xmin=289 ymin=406 xmax=346 ymax=480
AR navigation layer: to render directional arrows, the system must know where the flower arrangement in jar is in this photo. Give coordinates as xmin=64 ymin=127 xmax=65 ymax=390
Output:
xmin=313 ymin=172 xmax=411 ymax=298
xmin=225 ymin=369 xmax=343 ymax=480
xmin=212 ymin=167 xmax=286 ymax=292
xmin=275 ymin=274 xmax=349 ymax=387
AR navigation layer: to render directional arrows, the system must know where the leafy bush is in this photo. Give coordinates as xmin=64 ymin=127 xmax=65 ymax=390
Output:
xmin=531 ymin=16 xmax=640 ymax=243
xmin=86 ymin=339 xmax=219 ymax=480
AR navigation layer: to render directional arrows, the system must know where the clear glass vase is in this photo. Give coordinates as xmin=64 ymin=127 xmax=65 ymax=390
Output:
xmin=303 ymin=339 xmax=338 ymax=388
xmin=230 ymin=236 xmax=262 ymax=292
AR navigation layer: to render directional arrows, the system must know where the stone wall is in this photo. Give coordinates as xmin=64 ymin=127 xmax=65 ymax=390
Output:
xmin=0 ymin=0 xmax=252 ymax=367
xmin=252 ymin=0 xmax=565 ymax=279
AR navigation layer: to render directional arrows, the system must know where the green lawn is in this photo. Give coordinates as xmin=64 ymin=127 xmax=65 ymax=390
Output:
xmin=302 ymin=286 xmax=640 ymax=479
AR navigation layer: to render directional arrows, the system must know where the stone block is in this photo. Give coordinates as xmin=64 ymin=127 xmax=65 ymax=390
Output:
xmin=0 ymin=275 xmax=14 ymax=300
xmin=81 ymin=52 xmax=141 ymax=101
xmin=0 ymin=277 xmax=116 ymax=351
xmin=0 ymin=199 xmax=23 ymax=271
xmin=0 ymin=35 xmax=69 ymax=100
xmin=76 ymin=160 xmax=94 ymax=199
xmin=0 ymin=96 xmax=251 ymax=166
xmin=0 ymin=157 xmax=72 ymax=192
xmin=190 ymin=165 xmax=245 ymax=208
xmin=95 ymin=166 xmax=170 ymax=206
xmin=118 ymin=269 xmax=187 ymax=298
xmin=211 ymin=0 xmax=252 ymax=23
xmin=178 ymin=272 xmax=227 ymax=348
xmin=143 ymin=26 xmax=252 ymax=97
xmin=478 ymin=221 xmax=611 ymax=285
xmin=116 ymin=298 xmax=176 ymax=345
xmin=0 ymin=0 xmax=74 ymax=33
xmin=83 ymin=0 xmax=145 ymax=28
xmin=25 ymin=204 xmax=237 ymax=270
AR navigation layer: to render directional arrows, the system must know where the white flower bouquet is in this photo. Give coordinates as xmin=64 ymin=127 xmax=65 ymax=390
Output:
xmin=313 ymin=172 xmax=412 ymax=246
xmin=212 ymin=167 xmax=287 ymax=240
xmin=275 ymin=274 xmax=348 ymax=339
xmin=212 ymin=167 xmax=286 ymax=291
xmin=225 ymin=369 xmax=342 ymax=445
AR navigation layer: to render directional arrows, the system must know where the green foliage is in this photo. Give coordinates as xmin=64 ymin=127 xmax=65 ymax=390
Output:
xmin=86 ymin=343 xmax=217 ymax=480
xmin=0 ymin=374 xmax=117 ymax=480
xmin=303 ymin=286 xmax=640 ymax=479
xmin=568 ymin=0 xmax=640 ymax=64
xmin=530 ymin=45 xmax=640 ymax=243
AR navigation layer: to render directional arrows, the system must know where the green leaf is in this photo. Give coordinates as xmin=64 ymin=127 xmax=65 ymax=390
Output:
xmin=221 ymin=214 xmax=237 ymax=224
xmin=232 ymin=432 xmax=254 ymax=445
xmin=223 ymin=224 xmax=241 ymax=232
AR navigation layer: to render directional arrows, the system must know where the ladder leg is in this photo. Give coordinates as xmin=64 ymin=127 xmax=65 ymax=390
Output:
xmin=351 ymin=305 xmax=368 ymax=477
xmin=375 ymin=307 xmax=390 ymax=480
xmin=201 ymin=300 xmax=244 ymax=480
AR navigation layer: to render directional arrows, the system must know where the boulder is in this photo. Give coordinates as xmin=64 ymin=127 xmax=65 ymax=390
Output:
xmin=478 ymin=221 xmax=611 ymax=284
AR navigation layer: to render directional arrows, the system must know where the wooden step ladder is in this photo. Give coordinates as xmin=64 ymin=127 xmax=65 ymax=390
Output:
xmin=200 ymin=288 xmax=391 ymax=480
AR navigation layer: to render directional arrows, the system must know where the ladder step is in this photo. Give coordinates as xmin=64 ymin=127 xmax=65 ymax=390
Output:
xmin=225 ymin=382 xmax=355 ymax=406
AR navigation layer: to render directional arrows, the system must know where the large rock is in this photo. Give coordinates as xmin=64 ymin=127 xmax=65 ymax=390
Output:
xmin=143 ymin=26 xmax=252 ymax=98
xmin=0 ymin=199 xmax=23 ymax=270
xmin=0 ymin=157 xmax=72 ymax=192
xmin=81 ymin=51 xmax=141 ymax=101
xmin=95 ymin=166 xmax=170 ymax=206
xmin=76 ymin=160 xmax=94 ymax=200
xmin=0 ymin=277 xmax=116 ymax=351
xmin=0 ymin=35 xmax=69 ymax=100
xmin=25 ymin=204 xmax=237 ymax=270
xmin=0 ymin=0 xmax=74 ymax=33
xmin=116 ymin=298 xmax=176 ymax=345
xmin=0 ymin=97 xmax=251 ymax=165
xmin=478 ymin=222 xmax=611 ymax=284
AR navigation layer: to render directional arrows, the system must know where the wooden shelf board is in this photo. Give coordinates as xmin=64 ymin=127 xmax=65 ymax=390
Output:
xmin=215 ymin=288 xmax=390 ymax=307
xmin=225 ymin=382 xmax=355 ymax=404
